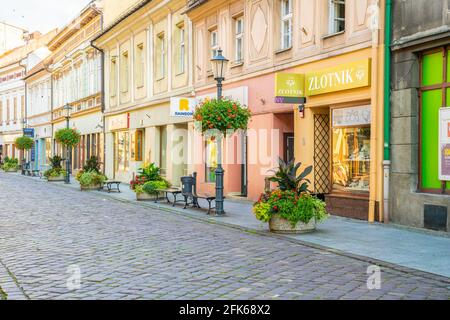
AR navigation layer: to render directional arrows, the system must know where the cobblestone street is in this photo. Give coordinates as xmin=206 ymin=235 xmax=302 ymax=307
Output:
xmin=0 ymin=173 xmax=449 ymax=300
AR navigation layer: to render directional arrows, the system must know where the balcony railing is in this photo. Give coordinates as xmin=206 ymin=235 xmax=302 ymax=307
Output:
xmin=187 ymin=0 xmax=208 ymax=10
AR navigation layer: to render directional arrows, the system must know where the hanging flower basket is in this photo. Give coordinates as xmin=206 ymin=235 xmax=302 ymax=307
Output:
xmin=193 ymin=98 xmax=251 ymax=137
xmin=14 ymin=136 xmax=34 ymax=150
xmin=55 ymin=128 xmax=81 ymax=147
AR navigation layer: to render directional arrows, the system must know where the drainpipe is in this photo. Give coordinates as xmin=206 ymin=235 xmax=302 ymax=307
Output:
xmin=383 ymin=0 xmax=392 ymax=223
xmin=91 ymin=42 xmax=106 ymax=174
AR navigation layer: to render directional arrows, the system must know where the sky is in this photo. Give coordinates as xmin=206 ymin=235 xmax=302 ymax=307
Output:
xmin=0 ymin=0 xmax=93 ymax=34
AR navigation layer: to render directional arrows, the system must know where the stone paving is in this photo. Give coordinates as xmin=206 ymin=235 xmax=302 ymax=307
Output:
xmin=0 ymin=172 xmax=449 ymax=300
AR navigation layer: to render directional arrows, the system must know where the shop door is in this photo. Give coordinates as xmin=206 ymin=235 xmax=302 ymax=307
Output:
xmin=314 ymin=114 xmax=330 ymax=194
xmin=284 ymin=133 xmax=295 ymax=163
xmin=241 ymin=133 xmax=248 ymax=197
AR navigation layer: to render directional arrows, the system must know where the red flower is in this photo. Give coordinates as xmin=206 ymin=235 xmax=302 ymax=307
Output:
xmin=209 ymin=124 xmax=214 ymax=129
xmin=273 ymin=205 xmax=278 ymax=211
xmin=217 ymin=117 xmax=222 ymax=121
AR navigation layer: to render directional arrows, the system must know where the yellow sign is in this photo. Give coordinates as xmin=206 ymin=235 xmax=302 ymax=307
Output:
xmin=305 ymin=59 xmax=371 ymax=96
xmin=275 ymin=73 xmax=305 ymax=99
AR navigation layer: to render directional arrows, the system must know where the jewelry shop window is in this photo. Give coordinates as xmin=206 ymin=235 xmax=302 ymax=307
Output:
xmin=332 ymin=105 xmax=371 ymax=193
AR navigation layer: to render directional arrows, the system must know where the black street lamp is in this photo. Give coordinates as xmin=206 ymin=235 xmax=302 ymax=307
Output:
xmin=210 ymin=49 xmax=229 ymax=216
xmin=63 ymin=104 xmax=72 ymax=184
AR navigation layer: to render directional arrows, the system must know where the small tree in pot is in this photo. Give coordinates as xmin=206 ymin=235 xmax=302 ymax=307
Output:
xmin=15 ymin=136 xmax=34 ymax=173
xmin=253 ymin=158 xmax=328 ymax=234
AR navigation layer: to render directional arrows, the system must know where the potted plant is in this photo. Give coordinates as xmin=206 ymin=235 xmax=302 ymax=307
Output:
xmin=253 ymin=158 xmax=329 ymax=234
xmin=54 ymin=128 xmax=81 ymax=148
xmin=75 ymin=156 xmax=107 ymax=191
xmin=76 ymin=170 xmax=107 ymax=191
xmin=131 ymin=163 xmax=170 ymax=201
xmin=44 ymin=156 xmax=66 ymax=181
xmin=2 ymin=157 xmax=19 ymax=173
xmin=193 ymin=98 xmax=251 ymax=137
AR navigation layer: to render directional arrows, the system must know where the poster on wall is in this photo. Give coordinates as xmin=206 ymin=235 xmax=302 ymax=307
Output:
xmin=438 ymin=107 xmax=450 ymax=181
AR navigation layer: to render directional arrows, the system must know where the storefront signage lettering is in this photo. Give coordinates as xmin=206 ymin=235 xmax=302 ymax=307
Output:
xmin=306 ymin=59 xmax=371 ymax=96
xmin=170 ymin=97 xmax=197 ymax=117
xmin=23 ymin=128 xmax=35 ymax=138
xmin=108 ymin=113 xmax=129 ymax=131
xmin=274 ymin=73 xmax=305 ymax=103
xmin=438 ymin=108 xmax=450 ymax=180
xmin=332 ymin=105 xmax=371 ymax=127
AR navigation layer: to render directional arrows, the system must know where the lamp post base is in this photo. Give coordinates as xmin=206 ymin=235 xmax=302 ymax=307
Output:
xmin=215 ymin=165 xmax=225 ymax=215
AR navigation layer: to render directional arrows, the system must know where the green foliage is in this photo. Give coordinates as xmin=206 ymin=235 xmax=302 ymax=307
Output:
xmin=44 ymin=168 xmax=66 ymax=178
xmin=2 ymin=157 xmax=19 ymax=171
xmin=49 ymin=156 xmax=63 ymax=169
xmin=15 ymin=136 xmax=34 ymax=150
xmin=269 ymin=157 xmax=313 ymax=194
xmin=83 ymin=156 xmax=101 ymax=173
xmin=142 ymin=180 xmax=170 ymax=195
xmin=193 ymin=98 xmax=251 ymax=136
xmin=77 ymin=170 xmax=107 ymax=187
xmin=55 ymin=128 xmax=81 ymax=147
xmin=253 ymin=190 xmax=328 ymax=227
xmin=137 ymin=163 xmax=161 ymax=181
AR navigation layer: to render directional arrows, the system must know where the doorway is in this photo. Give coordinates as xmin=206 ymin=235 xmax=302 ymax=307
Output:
xmin=284 ymin=133 xmax=295 ymax=163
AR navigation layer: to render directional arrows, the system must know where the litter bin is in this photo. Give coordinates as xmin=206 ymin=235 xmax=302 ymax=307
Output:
xmin=181 ymin=176 xmax=195 ymax=195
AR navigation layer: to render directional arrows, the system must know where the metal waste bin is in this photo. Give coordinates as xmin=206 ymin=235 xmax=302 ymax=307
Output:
xmin=181 ymin=176 xmax=195 ymax=195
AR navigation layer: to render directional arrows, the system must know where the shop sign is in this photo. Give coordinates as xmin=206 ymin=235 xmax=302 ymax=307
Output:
xmin=23 ymin=128 xmax=35 ymax=138
xmin=108 ymin=113 xmax=129 ymax=131
xmin=306 ymin=59 xmax=371 ymax=96
xmin=274 ymin=73 xmax=305 ymax=103
xmin=170 ymin=97 xmax=197 ymax=117
xmin=332 ymin=105 xmax=371 ymax=127
xmin=438 ymin=108 xmax=450 ymax=180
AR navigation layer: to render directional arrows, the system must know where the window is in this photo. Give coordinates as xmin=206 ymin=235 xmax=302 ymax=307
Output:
xmin=205 ymin=137 xmax=218 ymax=183
xmin=419 ymin=49 xmax=450 ymax=192
xmin=280 ymin=0 xmax=292 ymax=49
xmin=210 ymin=29 xmax=219 ymax=58
xmin=120 ymin=51 xmax=129 ymax=93
xmin=110 ymin=58 xmax=117 ymax=97
xmin=6 ymin=99 xmax=10 ymax=123
xmin=13 ymin=97 xmax=17 ymax=121
xmin=136 ymin=43 xmax=145 ymax=88
xmin=0 ymin=101 xmax=3 ymax=124
xmin=156 ymin=33 xmax=165 ymax=79
xmin=131 ymin=129 xmax=144 ymax=161
xmin=235 ymin=17 xmax=244 ymax=63
xmin=329 ymin=0 xmax=346 ymax=34
xmin=21 ymin=95 xmax=25 ymax=120
xmin=332 ymin=127 xmax=371 ymax=193
xmin=177 ymin=25 xmax=185 ymax=74
xmin=159 ymin=126 xmax=167 ymax=175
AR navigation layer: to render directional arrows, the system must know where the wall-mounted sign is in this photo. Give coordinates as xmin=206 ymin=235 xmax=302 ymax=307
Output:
xmin=170 ymin=97 xmax=197 ymax=117
xmin=108 ymin=113 xmax=129 ymax=131
xmin=439 ymin=108 xmax=450 ymax=180
xmin=274 ymin=73 xmax=305 ymax=103
xmin=332 ymin=105 xmax=371 ymax=127
xmin=23 ymin=128 xmax=35 ymax=138
xmin=306 ymin=59 xmax=371 ymax=96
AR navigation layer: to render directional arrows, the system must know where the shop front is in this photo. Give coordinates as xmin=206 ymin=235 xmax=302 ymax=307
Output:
xmin=290 ymin=49 xmax=383 ymax=221
xmin=105 ymin=99 xmax=192 ymax=186
xmin=2 ymin=132 xmax=22 ymax=160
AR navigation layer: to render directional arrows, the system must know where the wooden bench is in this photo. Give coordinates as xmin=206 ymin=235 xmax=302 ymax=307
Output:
xmin=102 ymin=180 xmax=121 ymax=193
xmin=154 ymin=188 xmax=183 ymax=207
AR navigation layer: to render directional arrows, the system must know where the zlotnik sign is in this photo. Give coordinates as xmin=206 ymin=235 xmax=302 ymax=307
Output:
xmin=438 ymin=107 xmax=450 ymax=180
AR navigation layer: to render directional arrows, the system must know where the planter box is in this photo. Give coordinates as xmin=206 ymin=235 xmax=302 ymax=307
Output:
xmin=4 ymin=168 xmax=18 ymax=173
xmin=136 ymin=192 xmax=156 ymax=201
xmin=80 ymin=184 xmax=102 ymax=191
xmin=47 ymin=175 xmax=65 ymax=182
xmin=269 ymin=214 xmax=316 ymax=234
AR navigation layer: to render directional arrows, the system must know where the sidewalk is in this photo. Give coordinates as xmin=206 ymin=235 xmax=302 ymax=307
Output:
xmin=23 ymin=174 xmax=450 ymax=279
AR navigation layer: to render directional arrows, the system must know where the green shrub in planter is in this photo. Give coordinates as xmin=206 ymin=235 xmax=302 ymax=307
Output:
xmin=77 ymin=170 xmax=107 ymax=187
xmin=142 ymin=180 xmax=170 ymax=195
xmin=44 ymin=168 xmax=67 ymax=178
xmin=2 ymin=157 xmax=19 ymax=171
